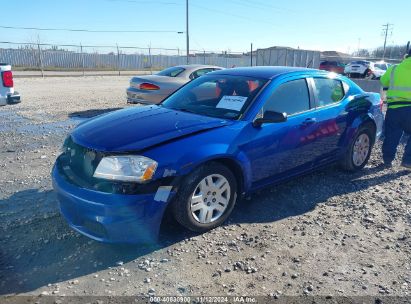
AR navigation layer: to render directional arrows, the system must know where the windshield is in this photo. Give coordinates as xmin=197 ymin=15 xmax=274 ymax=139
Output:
xmin=161 ymin=74 xmax=268 ymax=119
xmin=157 ymin=66 xmax=185 ymax=77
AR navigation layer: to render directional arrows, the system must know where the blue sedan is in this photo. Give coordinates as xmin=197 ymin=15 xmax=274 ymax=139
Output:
xmin=52 ymin=67 xmax=384 ymax=243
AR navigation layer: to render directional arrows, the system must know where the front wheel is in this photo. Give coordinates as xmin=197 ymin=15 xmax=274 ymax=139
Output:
xmin=340 ymin=126 xmax=374 ymax=172
xmin=171 ymin=162 xmax=237 ymax=232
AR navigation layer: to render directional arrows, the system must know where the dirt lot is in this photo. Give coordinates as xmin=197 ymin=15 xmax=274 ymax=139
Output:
xmin=0 ymin=76 xmax=410 ymax=301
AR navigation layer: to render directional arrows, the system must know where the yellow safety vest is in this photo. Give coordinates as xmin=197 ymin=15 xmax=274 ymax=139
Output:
xmin=380 ymin=57 xmax=411 ymax=109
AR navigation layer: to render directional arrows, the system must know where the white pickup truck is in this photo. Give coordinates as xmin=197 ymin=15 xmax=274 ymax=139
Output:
xmin=0 ymin=63 xmax=21 ymax=106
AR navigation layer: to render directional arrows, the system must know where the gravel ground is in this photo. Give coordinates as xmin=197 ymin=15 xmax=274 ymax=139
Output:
xmin=0 ymin=76 xmax=410 ymax=301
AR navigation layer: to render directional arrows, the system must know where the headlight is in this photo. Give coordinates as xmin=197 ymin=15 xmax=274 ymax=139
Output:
xmin=93 ymin=156 xmax=158 ymax=182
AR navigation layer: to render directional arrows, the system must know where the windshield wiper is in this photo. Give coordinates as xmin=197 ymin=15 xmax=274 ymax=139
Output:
xmin=168 ymin=107 xmax=227 ymax=119
xmin=172 ymin=107 xmax=198 ymax=114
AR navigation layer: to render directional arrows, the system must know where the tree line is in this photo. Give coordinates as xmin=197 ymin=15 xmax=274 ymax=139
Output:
xmin=353 ymin=44 xmax=410 ymax=59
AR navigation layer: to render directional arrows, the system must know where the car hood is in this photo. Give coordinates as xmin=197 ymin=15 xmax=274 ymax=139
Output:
xmin=71 ymin=106 xmax=232 ymax=152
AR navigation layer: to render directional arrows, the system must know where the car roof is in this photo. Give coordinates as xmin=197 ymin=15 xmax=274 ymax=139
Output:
xmin=209 ymin=66 xmax=318 ymax=79
xmin=175 ymin=64 xmax=222 ymax=69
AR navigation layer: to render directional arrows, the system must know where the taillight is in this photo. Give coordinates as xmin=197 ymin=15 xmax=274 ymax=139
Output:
xmin=2 ymin=71 xmax=13 ymax=87
xmin=139 ymin=83 xmax=160 ymax=90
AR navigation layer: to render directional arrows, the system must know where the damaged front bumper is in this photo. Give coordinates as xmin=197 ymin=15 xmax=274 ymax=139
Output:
xmin=52 ymin=165 xmax=176 ymax=244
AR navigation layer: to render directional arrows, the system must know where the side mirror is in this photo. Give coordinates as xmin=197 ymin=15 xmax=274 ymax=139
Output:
xmin=253 ymin=111 xmax=288 ymax=127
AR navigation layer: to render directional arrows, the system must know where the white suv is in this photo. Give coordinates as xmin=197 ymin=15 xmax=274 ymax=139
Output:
xmin=372 ymin=61 xmax=391 ymax=79
xmin=344 ymin=60 xmax=374 ymax=78
xmin=0 ymin=63 xmax=21 ymax=106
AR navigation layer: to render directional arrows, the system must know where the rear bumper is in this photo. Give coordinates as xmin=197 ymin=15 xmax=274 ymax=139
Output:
xmin=345 ymin=70 xmax=368 ymax=78
xmin=0 ymin=92 xmax=21 ymax=106
xmin=8 ymin=92 xmax=21 ymax=104
xmin=52 ymin=165 xmax=171 ymax=244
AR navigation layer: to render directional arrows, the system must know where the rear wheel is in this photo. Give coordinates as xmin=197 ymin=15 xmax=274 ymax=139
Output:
xmin=363 ymin=69 xmax=371 ymax=78
xmin=171 ymin=162 xmax=237 ymax=232
xmin=340 ymin=125 xmax=374 ymax=171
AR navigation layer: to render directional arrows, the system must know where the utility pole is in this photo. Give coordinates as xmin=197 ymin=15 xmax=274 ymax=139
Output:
xmin=186 ymin=0 xmax=189 ymax=64
xmin=80 ymin=43 xmax=85 ymax=77
xmin=382 ymin=23 xmax=393 ymax=59
xmin=250 ymin=43 xmax=253 ymax=66
xmin=116 ymin=44 xmax=121 ymax=76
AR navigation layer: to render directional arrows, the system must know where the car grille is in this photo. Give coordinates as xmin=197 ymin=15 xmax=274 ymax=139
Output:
xmin=57 ymin=136 xmax=105 ymax=189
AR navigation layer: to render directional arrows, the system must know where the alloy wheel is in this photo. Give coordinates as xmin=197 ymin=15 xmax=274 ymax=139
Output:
xmin=353 ymin=133 xmax=370 ymax=167
xmin=190 ymin=174 xmax=231 ymax=224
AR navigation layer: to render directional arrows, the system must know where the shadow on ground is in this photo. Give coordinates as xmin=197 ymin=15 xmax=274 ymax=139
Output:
xmin=0 ymin=164 xmax=408 ymax=295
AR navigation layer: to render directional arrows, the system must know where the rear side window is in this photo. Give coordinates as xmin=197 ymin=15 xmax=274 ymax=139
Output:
xmin=190 ymin=68 xmax=214 ymax=79
xmin=263 ymin=79 xmax=310 ymax=115
xmin=157 ymin=67 xmax=185 ymax=77
xmin=313 ymin=78 xmax=345 ymax=107
xmin=375 ymin=63 xmax=388 ymax=70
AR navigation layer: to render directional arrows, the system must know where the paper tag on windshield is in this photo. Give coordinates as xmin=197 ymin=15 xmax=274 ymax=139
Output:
xmin=216 ymin=96 xmax=248 ymax=111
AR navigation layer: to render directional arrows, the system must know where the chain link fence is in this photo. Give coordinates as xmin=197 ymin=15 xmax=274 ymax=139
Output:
xmin=254 ymin=47 xmax=321 ymax=68
xmin=0 ymin=42 xmax=253 ymax=74
xmin=0 ymin=41 xmax=324 ymax=76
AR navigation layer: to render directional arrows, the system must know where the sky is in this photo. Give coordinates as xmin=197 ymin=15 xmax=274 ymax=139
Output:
xmin=0 ymin=0 xmax=409 ymax=54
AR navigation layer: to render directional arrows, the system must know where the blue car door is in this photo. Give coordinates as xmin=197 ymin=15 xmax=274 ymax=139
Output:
xmin=307 ymin=77 xmax=349 ymax=166
xmin=239 ymin=77 xmax=339 ymax=188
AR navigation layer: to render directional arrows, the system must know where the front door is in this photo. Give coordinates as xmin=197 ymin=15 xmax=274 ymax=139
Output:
xmin=240 ymin=77 xmax=333 ymax=187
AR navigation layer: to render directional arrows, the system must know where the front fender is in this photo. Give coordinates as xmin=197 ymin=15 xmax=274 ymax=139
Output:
xmin=174 ymin=144 xmax=252 ymax=194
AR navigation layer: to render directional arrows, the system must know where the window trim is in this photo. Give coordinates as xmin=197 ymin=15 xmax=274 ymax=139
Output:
xmin=157 ymin=66 xmax=186 ymax=77
xmin=189 ymin=68 xmax=215 ymax=80
xmin=256 ymin=77 xmax=315 ymax=119
xmin=310 ymin=76 xmax=348 ymax=109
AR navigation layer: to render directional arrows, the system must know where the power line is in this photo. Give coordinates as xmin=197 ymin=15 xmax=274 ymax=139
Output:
xmin=0 ymin=41 xmax=245 ymax=54
xmin=0 ymin=25 xmax=183 ymax=34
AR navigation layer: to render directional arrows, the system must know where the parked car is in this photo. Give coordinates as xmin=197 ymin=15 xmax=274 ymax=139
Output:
xmin=0 ymin=63 xmax=21 ymax=106
xmin=319 ymin=61 xmax=345 ymax=74
xmin=371 ymin=67 xmax=386 ymax=80
xmin=344 ymin=60 xmax=375 ymax=78
xmin=126 ymin=64 xmax=223 ymax=104
xmin=371 ymin=61 xmax=391 ymax=80
xmin=53 ymin=67 xmax=384 ymax=243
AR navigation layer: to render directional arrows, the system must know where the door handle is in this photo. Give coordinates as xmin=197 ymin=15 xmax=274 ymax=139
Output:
xmin=301 ymin=118 xmax=317 ymax=126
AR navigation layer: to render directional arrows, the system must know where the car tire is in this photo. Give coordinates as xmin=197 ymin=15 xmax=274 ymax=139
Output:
xmin=171 ymin=162 xmax=237 ymax=232
xmin=340 ymin=125 xmax=375 ymax=172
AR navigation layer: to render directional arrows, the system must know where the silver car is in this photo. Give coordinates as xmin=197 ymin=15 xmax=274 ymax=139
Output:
xmin=126 ymin=65 xmax=223 ymax=104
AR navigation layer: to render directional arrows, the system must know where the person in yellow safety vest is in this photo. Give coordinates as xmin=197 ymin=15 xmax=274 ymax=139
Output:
xmin=380 ymin=49 xmax=411 ymax=169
